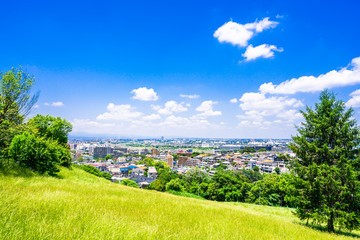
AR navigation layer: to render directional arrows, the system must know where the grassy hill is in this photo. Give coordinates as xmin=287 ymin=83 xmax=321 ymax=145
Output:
xmin=0 ymin=167 xmax=358 ymax=240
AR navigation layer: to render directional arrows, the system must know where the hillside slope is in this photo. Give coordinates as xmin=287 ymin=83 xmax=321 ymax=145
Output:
xmin=0 ymin=167 xmax=356 ymax=239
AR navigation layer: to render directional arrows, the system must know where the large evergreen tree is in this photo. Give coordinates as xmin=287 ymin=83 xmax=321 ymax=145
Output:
xmin=289 ymin=90 xmax=360 ymax=232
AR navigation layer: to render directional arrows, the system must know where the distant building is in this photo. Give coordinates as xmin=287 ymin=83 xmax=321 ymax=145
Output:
xmin=186 ymin=158 xmax=199 ymax=167
xmin=148 ymin=167 xmax=158 ymax=178
xmin=178 ymin=156 xmax=188 ymax=167
xmin=167 ymin=155 xmax=174 ymax=168
xmin=113 ymin=147 xmax=128 ymax=157
xmin=93 ymin=147 xmax=112 ymax=159
xmin=152 ymin=148 xmax=160 ymax=156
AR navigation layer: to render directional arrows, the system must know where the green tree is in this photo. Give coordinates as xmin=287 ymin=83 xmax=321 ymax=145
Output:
xmin=274 ymin=167 xmax=280 ymax=175
xmin=9 ymin=132 xmax=60 ymax=175
xmin=0 ymin=68 xmax=38 ymax=162
xmin=27 ymin=114 xmax=72 ymax=145
xmin=120 ymin=179 xmax=139 ymax=188
xmin=27 ymin=114 xmax=73 ymax=167
xmin=289 ymin=91 xmax=360 ymax=232
xmin=165 ymin=178 xmax=185 ymax=192
xmin=105 ymin=154 xmax=112 ymax=160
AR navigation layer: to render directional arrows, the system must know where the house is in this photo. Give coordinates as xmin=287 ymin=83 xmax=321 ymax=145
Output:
xmin=148 ymin=167 xmax=158 ymax=178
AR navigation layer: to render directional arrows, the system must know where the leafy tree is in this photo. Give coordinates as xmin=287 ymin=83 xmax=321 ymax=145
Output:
xmin=9 ymin=132 xmax=60 ymax=175
xmin=120 ymin=179 xmax=139 ymax=188
xmin=105 ymin=154 xmax=112 ymax=160
xmin=27 ymin=114 xmax=72 ymax=145
xmin=27 ymin=114 xmax=73 ymax=167
xmin=101 ymin=172 xmax=112 ymax=180
xmin=289 ymin=91 xmax=360 ymax=232
xmin=0 ymin=68 xmax=38 ymax=161
xmin=166 ymin=178 xmax=186 ymax=192
xmin=239 ymin=147 xmax=256 ymax=153
xmin=274 ymin=167 xmax=280 ymax=175
xmin=252 ymin=166 xmax=260 ymax=172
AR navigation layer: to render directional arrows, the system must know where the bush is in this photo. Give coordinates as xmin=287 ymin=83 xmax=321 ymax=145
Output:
xmin=120 ymin=179 xmax=139 ymax=188
xmin=9 ymin=132 xmax=60 ymax=175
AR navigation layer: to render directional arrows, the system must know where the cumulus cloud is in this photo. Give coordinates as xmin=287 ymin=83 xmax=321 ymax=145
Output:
xmin=96 ymin=103 xmax=143 ymax=121
xmin=153 ymin=101 xmax=188 ymax=115
xmin=346 ymin=89 xmax=360 ymax=108
xmin=180 ymin=94 xmax=200 ymax=99
xmin=236 ymin=92 xmax=303 ymax=128
xmin=142 ymin=114 xmax=161 ymax=121
xmin=44 ymin=101 xmax=64 ymax=107
xmin=195 ymin=100 xmax=222 ymax=118
xmin=131 ymin=87 xmax=159 ymax=101
xmin=239 ymin=92 xmax=303 ymax=112
xmin=260 ymin=57 xmax=360 ymax=94
xmin=71 ymin=119 xmax=117 ymax=134
xmin=230 ymin=98 xmax=238 ymax=103
xmin=242 ymin=44 xmax=283 ymax=61
xmin=214 ymin=17 xmax=278 ymax=47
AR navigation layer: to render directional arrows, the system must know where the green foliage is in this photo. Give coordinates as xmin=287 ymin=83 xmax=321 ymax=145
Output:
xmin=74 ymin=165 xmax=112 ymax=181
xmin=289 ymin=90 xmax=360 ymax=232
xmin=27 ymin=114 xmax=72 ymax=145
xmin=0 ymin=68 xmax=38 ymax=160
xmin=120 ymin=179 xmax=139 ymax=188
xmin=101 ymin=172 xmax=112 ymax=180
xmin=191 ymin=152 xmax=201 ymax=158
xmin=239 ymin=147 xmax=256 ymax=153
xmin=257 ymin=148 xmax=267 ymax=152
xmin=1 ymin=167 xmax=354 ymax=239
xmin=105 ymin=154 xmax=112 ymax=160
xmin=9 ymin=132 xmax=60 ymax=175
xmin=247 ymin=174 xmax=287 ymax=206
xmin=165 ymin=178 xmax=186 ymax=192
xmin=274 ymin=167 xmax=280 ymax=175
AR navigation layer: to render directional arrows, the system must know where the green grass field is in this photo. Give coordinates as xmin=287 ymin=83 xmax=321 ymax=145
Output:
xmin=0 ymin=167 xmax=358 ymax=239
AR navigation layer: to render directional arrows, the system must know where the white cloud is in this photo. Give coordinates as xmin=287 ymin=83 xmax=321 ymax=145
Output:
xmin=214 ymin=17 xmax=278 ymax=47
xmin=131 ymin=87 xmax=159 ymax=101
xmin=71 ymin=119 xmax=116 ymax=134
xmin=195 ymin=100 xmax=222 ymax=118
xmin=239 ymin=92 xmax=303 ymax=112
xmin=260 ymin=57 xmax=360 ymax=94
xmin=236 ymin=92 xmax=303 ymax=128
xmin=242 ymin=44 xmax=283 ymax=61
xmin=346 ymin=89 xmax=360 ymax=108
xmin=96 ymin=103 xmax=143 ymax=121
xmin=142 ymin=114 xmax=161 ymax=121
xmin=44 ymin=101 xmax=64 ymax=107
xmin=230 ymin=98 xmax=238 ymax=103
xmin=154 ymin=101 xmax=188 ymax=115
xmin=162 ymin=115 xmax=211 ymax=129
xmin=276 ymin=14 xmax=284 ymax=19
xmin=180 ymin=94 xmax=200 ymax=99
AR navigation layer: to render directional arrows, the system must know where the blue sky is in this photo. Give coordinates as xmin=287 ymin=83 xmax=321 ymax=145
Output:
xmin=1 ymin=0 xmax=360 ymax=138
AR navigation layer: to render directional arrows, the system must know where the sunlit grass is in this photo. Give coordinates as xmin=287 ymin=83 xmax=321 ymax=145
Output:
xmin=0 ymin=167 xmax=358 ymax=239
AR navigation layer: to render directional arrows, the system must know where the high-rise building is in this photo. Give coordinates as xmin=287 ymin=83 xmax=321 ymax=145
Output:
xmin=93 ymin=147 xmax=112 ymax=159
xmin=152 ymin=148 xmax=160 ymax=156
xmin=166 ymin=155 xmax=174 ymax=168
xmin=178 ymin=156 xmax=188 ymax=167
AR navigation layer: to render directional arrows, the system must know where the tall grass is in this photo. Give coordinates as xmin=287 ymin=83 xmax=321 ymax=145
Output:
xmin=0 ymin=167 xmax=358 ymax=239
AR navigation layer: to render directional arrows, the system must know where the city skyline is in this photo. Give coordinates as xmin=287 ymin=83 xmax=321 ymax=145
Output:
xmin=1 ymin=1 xmax=360 ymax=138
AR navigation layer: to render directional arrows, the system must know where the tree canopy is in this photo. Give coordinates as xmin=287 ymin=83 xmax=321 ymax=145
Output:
xmin=289 ymin=90 xmax=360 ymax=232
xmin=0 ymin=68 xmax=38 ymax=159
